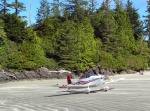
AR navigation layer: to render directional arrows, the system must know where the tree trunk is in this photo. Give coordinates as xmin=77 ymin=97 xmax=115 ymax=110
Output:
xmin=15 ymin=0 xmax=18 ymax=16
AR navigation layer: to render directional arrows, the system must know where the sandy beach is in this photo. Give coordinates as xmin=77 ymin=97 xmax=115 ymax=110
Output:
xmin=0 ymin=71 xmax=150 ymax=111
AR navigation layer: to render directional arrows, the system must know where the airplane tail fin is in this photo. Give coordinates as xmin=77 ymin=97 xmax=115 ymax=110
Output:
xmin=67 ymin=75 xmax=72 ymax=84
xmin=52 ymin=75 xmax=72 ymax=88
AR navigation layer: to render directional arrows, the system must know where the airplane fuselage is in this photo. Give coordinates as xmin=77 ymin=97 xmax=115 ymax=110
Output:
xmin=67 ymin=75 xmax=105 ymax=89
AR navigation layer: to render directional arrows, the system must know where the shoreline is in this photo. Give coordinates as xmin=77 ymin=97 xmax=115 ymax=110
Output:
xmin=0 ymin=71 xmax=149 ymax=84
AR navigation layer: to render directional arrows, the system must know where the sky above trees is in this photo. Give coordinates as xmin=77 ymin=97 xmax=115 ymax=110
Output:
xmin=7 ymin=0 xmax=148 ymax=26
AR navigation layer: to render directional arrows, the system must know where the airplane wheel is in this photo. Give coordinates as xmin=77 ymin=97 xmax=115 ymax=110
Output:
xmin=85 ymin=92 xmax=89 ymax=94
xmin=103 ymin=86 xmax=109 ymax=92
xmin=104 ymin=90 xmax=108 ymax=92
xmin=67 ymin=88 xmax=71 ymax=92
xmin=84 ymin=87 xmax=90 ymax=94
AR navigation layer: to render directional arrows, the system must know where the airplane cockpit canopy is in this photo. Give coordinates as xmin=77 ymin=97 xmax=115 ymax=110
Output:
xmin=80 ymin=73 xmax=96 ymax=79
xmin=86 ymin=73 xmax=96 ymax=78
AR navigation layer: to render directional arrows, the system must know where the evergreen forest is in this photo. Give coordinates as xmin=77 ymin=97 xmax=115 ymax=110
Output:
xmin=0 ymin=0 xmax=150 ymax=72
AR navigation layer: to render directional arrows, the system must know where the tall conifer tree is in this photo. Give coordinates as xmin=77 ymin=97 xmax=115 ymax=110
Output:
xmin=36 ymin=0 xmax=51 ymax=25
xmin=100 ymin=11 xmax=118 ymax=53
xmin=9 ymin=0 xmax=26 ymax=16
xmin=0 ymin=0 xmax=9 ymax=15
xmin=125 ymin=0 xmax=143 ymax=40
xmin=63 ymin=0 xmax=88 ymax=21
xmin=144 ymin=0 xmax=150 ymax=47
xmin=114 ymin=0 xmax=136 ymax=55
xmin=2 ymin=14 xmax=27 ymax=43
xmin=57 ymin=19 xmax=98 ymax=71
xmin=88 ymin=0 xmax=97 ymax=14
xmin=51 ymin=0 xmax=61 ymax=17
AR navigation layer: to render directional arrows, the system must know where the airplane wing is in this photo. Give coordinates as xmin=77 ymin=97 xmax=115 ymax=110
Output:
xmin=51 ymin=84 xmax=89 ymax=88
xmin=105 ymin=78 xmax=125 ymax=84
xmin=67 ymin=84 xmax=89 ymax=88
xmin=51 ymin=83 xmax=68 ymax=88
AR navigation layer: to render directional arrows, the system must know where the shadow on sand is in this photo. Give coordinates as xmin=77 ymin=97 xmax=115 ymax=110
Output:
xmin=45 ymin=88 xmax=114 ymax=97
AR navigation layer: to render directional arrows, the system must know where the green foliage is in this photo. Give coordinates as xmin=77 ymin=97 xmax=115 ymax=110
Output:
xmin=98 ymin=51 xmax=126 ymax=71
xmin=144 ymin=0 xmax=150 ymax=47
xmin=0 ymin=39 xmax=19 ymax=70
xmin=63 ymin=0 xmax=89 ymax=22
xmin=0 ymin=28 xmax=57 ymax=71
xmin=125 ymin=0 xmax=143 ymax=40
xmin=9 ymin=0 xmax=26 ymax=16
xmin=114 ymin=9 xmax=137 ymax=57
xmin=2 ymin=14 xmax=27 ymax=43
xmin=17 ymin=28 xmax=58 ymax=70
xmin=36 ymin=17 xmax=61 ymax=57
xmin=0 ymin=0 xmax=9 ymax=15
xmin=90 ymin=11 xmax=104 ymax=38
xmin=126 ymin=55 xmax=148 ymax=70
xmin=0 ymin=19 xmax=6 ymax=46
xmin=0 ymin=0 xmax=150 ymax=72
xmin=99 ymin=0 xmax=111 ymax=11
xmin=57 ymin=18 xmax=99 ymax=71
xmin=51 ymin=0 xmax=61 ymax=17
xmin=0 ymin=18 xmax=7 ymax=68
xmin=100 ymin=10 xmax=118 ymax=54
xmin=36 ymin=0 xmax=51 ymax=25
xmin=18 ymin=41 xmax=55 ymax=70
xmin=115 ymin=55 xmax=126 ymax=70
xmin=99 ymin=51 xmax=116 ymax=69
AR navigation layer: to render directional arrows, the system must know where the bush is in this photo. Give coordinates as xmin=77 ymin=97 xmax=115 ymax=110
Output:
xmin=126 ymin=55 xmax=148 ymax=70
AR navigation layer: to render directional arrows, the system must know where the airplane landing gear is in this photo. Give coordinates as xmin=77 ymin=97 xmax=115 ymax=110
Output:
xmin=67 ymin=88 xmax=71 ymax=92
xmin=85 ymin=91 xmax=90 ymax=94
xmin=101 ymin=86 xmax=109 ymax=92
xmin=84 ymin=86 xmax=91 ymax=94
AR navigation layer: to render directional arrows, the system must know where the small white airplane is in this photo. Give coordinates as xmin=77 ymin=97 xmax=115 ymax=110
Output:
xmin=56 ymin=73 xmax=125 ymax=94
